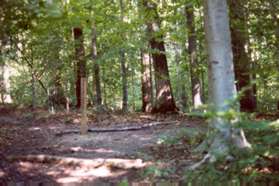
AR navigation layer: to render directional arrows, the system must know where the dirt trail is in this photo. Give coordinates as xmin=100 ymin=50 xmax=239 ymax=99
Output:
xmin=54 ymin=124 xmax=182 ymax=159
xmin=0 ymin=111 xmax=196 ymax=183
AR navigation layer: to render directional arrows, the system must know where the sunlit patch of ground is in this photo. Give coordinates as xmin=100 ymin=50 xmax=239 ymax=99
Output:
xmin=8 ymin=157 xmax=147 ymax=184
xmin=0 ymin=108 xmax=199 ymax=182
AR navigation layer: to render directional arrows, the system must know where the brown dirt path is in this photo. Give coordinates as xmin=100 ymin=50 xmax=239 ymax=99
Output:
xmin=0 ymin=109 xmax=200 ymax=184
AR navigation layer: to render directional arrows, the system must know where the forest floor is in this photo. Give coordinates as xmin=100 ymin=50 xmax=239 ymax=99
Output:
xmin=0 ymin=106 xmax=204 ymax=185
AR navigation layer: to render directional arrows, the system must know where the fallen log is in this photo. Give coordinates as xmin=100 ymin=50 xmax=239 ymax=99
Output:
xmin=7 ymin=154 xmax=146 ymax=169
xmin=56 ymin=121 xmax=179 ymax=136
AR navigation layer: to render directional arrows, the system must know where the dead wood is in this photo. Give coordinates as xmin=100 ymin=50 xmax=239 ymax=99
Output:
xmin=56 ymin=121 xmax=179 ymax=136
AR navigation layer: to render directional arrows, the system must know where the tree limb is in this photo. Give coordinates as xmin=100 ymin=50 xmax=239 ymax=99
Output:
xmin=56 ymin=121 xmax=179 ymax=136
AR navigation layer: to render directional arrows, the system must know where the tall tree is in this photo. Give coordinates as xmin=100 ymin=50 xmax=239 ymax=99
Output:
xmin=91 ymin=23 xmax=102 ymax=109
xmin=141 ymin=49 xmax=153 ymax=112
xmin=0 ymin=39 xmax=6 ymax=104
xmin=269 ymin=0 xmax=279 ymax=110
xmin=0 ymin=37 xmax=12 ymax=104
xmin=185 ymin=3 xmax=203 ymax=109
xmin=193 ymin=0 xmax=251 ymax=167
xmin=119 ymin=0 xmax=128 ymax=112
xmin=73 ymin=27 xmax=86 ymax=109
xmin=229 ymin=0 xmax=257 ymax=112
xmin=142 ymin=0 xmax=177 ymax=113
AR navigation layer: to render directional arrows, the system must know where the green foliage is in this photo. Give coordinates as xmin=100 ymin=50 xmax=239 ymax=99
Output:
xmin=117 ymin=179 xmax=129 ymax=186
xmin=157 ymin=127 xmax=204 ymax=147
xmin=143 ymin=165 xmax=175 ymax=179
xmin=185 ymin=114 xmax=279 ymax=182
xmin=1 ymin=0 xmax=279 ymax=112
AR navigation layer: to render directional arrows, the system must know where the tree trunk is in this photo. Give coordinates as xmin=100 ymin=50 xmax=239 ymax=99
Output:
xmin=185 ymin=4 xmax=203 ymax=109
xmin=73 ymin=27 xmax=86 ymax=109
xmin=131 ymin=64 xmax=136 ymax=111
xmin=149 ymin=50 xmax=154 ymax=106
xmin=192 ymin=0 xmax=251 ymax=167
xmin=0 ymin=65 xmax=4 ymax=104
xmin=141 ymin=49 xmax=153 ymax=112
xmin=120 ymin=49 xmax=128 ymax=112
xmin=229 ymin=0 xmax=256 ymax=112
xmin=142 ymin=0 xmax=177 ymax=113
xmin=269 ymin=0 xmax=279 ymax=111
xmin=91 ymin=23 xmax=102 ymax=109
xmin=0 ymin=39 xmax=12 ymax=104
xmin=275 ymin=15 xmax=279 ymax=111
xmin=175 ymin=45 xmax=181 ymax=105
xmin=102 ymin=65 xmax=107 ymax=106
xmin=119 ymin=0 xmax=128 ymax=112
xmin=31 ymin=71 xmax=36 ymax=110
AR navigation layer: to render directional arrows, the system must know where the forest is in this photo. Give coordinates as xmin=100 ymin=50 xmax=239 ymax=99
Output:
xmin=0 ymin=0 xmax=279 ymax=185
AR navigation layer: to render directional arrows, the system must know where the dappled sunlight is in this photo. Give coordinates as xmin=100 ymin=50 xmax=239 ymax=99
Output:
xmin=0 ymin=107 xmax=191 ymax=182
xmin=0 ymin=170 xmax=5 ymax=177
xmin=130 ymin=134 xmax=153 ymax=141
xmin=157 ymin=85 xmax=171 ymax=100
xmin=69 ymin=147 xmax=117 ymax=154
xmin=18 ymin=162 xmax=36 ymax=172
xmin=28 ymin=127 xmax=41 ymax=131
xmin=7 ymin=156 xmax=147 ymax=184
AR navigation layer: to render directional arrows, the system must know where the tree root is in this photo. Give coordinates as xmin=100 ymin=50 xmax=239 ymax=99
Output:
xmin=189 ymin=153 xmax=211 ymax=170
xmin=56 ymin=121 xmax=179 ymax=136
xmin=7 ymin=154 xmax=147 ymax=169
xmin=188 ymin=128 xmax=252 ymax=170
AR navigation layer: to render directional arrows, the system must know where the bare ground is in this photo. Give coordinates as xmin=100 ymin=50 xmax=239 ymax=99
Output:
xmin=0 ymin=107 xmax=202 ymax=185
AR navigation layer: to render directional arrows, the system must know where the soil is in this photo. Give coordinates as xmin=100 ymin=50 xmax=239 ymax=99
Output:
xmin=0 ymin=107 xmax=202 ymax=185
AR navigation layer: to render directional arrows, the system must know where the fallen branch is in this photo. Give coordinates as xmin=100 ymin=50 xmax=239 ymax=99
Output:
xmin=7 ymin=154 xmax=146 ymax=169
xmin=0 ymin=116 xmax=21 ymax=125
xmin=56 ymin=121 xmax=179 ymax=136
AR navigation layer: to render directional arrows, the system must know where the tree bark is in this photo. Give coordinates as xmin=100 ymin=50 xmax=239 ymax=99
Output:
xmin=229 ymin=0 xmax=257 ymax=112
xmin=141 ymin=49 xmax=153 ymax=112
xmin=0 ymin=41 xmax=4 ymax=104
xmin=131 ymin=63 xmax=136 ymax=111
xmin=185 ymin=4 xmax=203 ymax=109
xmin=120 ymin=0 xmax=128 ymax=112
xmin=31 ymin=71 xmax=36 ymax=110
xmin=91 ymin=23 xmax=102 ymax=109
xmin=120 ymin=49 xmax=128 ymax=112
xmin=73 ymin=27 xmax=86 ymax=109
xmin=269 ymin=0 xmax=279 ymax=111
xmin=192 ymin=0 xmax=251 ymax=168
xmin=142 ymin=0 xmax=177 ymax=113
xmin=0 ymin=39 xmax=12 ymax=104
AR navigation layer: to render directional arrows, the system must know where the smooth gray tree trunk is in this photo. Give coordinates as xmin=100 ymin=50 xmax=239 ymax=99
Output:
xmin=120 ymin=0 xmax=128 ymax=112
xmin=269 ymin=0 xmax=279 ymax=110
xmin=191 ymin=0 xmax=251 ymax=168
xmin=0 ymin=39 xmax=12 ymax=104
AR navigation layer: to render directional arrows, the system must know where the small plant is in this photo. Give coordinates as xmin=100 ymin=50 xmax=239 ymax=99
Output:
xmin=185 ymin=111 xmax=279 ymax=183
xmin=143 ymin=164 xmax=174 ymax=179
xmin=117 ymin=179 xmax=129 ymax=186
xmin=157 ymin=127 xmax=205 ymax=147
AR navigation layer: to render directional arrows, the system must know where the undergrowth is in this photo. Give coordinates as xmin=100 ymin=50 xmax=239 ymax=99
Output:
xmin=185 ymin=113 xmax=279 ymax=183
xmin=144 ymin=109 xmax=279 ymax=183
